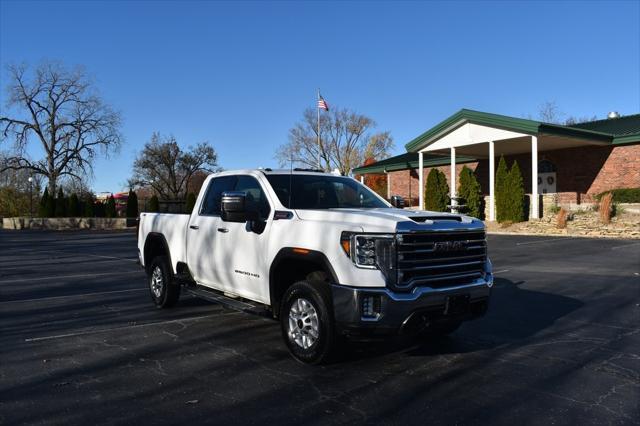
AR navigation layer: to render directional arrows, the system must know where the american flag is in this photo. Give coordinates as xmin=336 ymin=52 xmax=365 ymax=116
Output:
xmin=317 ymin=95 xmax=329 ymax=111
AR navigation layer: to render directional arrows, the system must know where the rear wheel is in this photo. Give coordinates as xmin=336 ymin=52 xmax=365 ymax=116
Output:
xmin=148 ymin=256 xmax=180 ymax=308
xmin=280 ymin=280 xmax=336 ymax=364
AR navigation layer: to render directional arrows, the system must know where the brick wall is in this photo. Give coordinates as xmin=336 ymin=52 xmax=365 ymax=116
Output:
xmin=380 ymin=143 xmax=640 ymax=207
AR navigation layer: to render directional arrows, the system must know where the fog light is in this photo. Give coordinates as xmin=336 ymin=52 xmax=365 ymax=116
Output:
xmin=361 ymin=294 xmax=381 ymax=320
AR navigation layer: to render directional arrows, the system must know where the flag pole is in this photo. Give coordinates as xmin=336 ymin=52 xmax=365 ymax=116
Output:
xmin=317 ymin=88 xmax=321 ymax=170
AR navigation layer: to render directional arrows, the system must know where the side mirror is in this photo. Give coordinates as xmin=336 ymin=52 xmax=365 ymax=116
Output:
xmin=390 ymin=195 xmax=405 ymax=208
xmin=221 ymin=191 xmax=259 ymax=223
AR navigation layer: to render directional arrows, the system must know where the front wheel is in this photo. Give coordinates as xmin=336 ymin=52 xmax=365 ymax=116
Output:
xmin=280 ymin=280 xmax=336 ymax=364
xmin=147 ymin=256 xmax=180 ymax=308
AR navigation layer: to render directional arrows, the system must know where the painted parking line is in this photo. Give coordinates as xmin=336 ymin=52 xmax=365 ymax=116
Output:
xmin=23 ymin=313 xmax=238 ymax=342
xmin=0 ymin=288 xmax=146 ymax=305
xmin=610 ymin=242 xmax=640 ymax=250
xmin=493 ymin=269 xmax=510 ymax=274
xmin=515 ymin=237 xmax=578 ymax=246
xmin=1 ymin=247 xmax=138 ymax=262
xmin=0 ymin=270 xmax=143 ymax=284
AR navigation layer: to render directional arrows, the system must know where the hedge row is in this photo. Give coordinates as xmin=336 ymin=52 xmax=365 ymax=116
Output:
xmin=596 ymin=188 xmax=640 ymax=203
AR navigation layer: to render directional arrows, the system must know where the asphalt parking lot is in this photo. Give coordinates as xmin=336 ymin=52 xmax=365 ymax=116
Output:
xmin=0 ymin=230 xmax=638 ymax=425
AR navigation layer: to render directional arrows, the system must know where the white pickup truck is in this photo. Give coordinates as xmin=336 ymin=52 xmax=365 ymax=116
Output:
xmin=137 ymin=169 xmax=493 ymax=364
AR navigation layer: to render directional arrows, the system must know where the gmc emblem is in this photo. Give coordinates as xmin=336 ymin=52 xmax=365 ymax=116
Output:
xmin=433 ymin=241 xmax=466 ymax=252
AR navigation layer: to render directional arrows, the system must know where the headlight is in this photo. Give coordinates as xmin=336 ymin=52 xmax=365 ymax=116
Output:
xmin=341 ymin=233 xmax=397 ymax=285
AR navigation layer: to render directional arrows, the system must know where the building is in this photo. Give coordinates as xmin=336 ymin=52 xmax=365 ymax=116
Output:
xmin=353 ymin=109 xmax=640 ymax=220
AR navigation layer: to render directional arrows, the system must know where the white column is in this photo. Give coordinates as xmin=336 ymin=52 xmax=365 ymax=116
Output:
xmin=450 ymin=147 xmax=456 ymax=211
xmin=489 ymin=141 xmax=495 ymax=221
xmin=531 ymin=136 xmax=539 ymax=219
xmin=418 ymin=152 xmax=424 ymax=210
xmin=360 ymin=176 xmax=364 ymax=184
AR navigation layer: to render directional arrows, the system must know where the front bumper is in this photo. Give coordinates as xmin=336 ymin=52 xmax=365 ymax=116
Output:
xmin=331 ymin=274 xmax=493 ymax=339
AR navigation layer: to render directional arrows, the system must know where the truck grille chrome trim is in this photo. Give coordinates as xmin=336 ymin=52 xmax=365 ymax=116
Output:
xmin=393 ymin=229 xmax=487 ymax=291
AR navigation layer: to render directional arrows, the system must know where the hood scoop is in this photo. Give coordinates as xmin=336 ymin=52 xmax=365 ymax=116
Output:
xmin=410 ymin=216 xmax=462 ymax=223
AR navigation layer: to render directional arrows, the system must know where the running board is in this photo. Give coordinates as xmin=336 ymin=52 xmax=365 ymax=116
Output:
xmin=184 ymin=285 xmax=271 ymax=317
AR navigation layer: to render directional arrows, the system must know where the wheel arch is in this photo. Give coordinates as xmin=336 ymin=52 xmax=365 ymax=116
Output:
xmin=143 ymin=233 xmax=174 ymax=274
xmin=269 ymin=248 xmax=339 ymax=318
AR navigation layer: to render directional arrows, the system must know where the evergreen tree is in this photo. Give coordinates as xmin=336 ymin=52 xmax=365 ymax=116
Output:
xmin=68 ymin=193 xmax=80 ymax=217
xmin=495 ymin=156 xmax=509 ymax=222
xmin=148 ymin=195 xmax=160 ymax=213
xmin=126 ymin=189 xmax=139 ymax=218
xmin=185 ymin=192 xmax=196 ymax=213
xmin=458 ymin=166 xmax=483 ymax=219
xmin=105 ymin=195 xmax=117 ymax=218
xmin=424 ymin=169 xmax=450 ymax=212
xmin=38 ymin=187 xmax=49 ymax=217
xmin=55 ymin=187 xmax=67 ymax=217
xmin=83 ymin=196 xmax=95 ymax=217
xmin=94 ymin=201 xmax=105 ymax=218
xmin=507 ymin=160 xmax=525 ymax=222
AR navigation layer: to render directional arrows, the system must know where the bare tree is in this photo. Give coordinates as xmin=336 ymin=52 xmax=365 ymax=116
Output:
xmin=276 ymin=107 xmax=394 ymax=175
xmin=0 ymin=62 xmax=122 ymax=194
xmin=538 ymin=101 xmax=564 ymax=124
xmin=130 ymin=132 xmax=218 ymax=200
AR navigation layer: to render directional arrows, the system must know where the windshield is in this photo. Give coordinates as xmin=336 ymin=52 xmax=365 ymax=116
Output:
xmin=265 ymin=174 xmax=390 ymax=209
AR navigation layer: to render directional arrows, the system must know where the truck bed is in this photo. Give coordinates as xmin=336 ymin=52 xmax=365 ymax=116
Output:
xmin=138 ymin=213 xmax=190 ymax=272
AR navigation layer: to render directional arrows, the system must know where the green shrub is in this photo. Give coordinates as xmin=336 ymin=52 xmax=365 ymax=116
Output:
xmin=83 ymin=197 xmax=95 ymax=217
xmin=596 ymin=188 xmax=640 ymax=203
xmin=94 ymin=201 xmax=105 ymax=218
xmin=55 ymin=188 xmax=67 ymax=217
xmin=38 ymin=187 xmax=50 ymax=217
xmin=105 ymin=195 xmax=117 ymax=218
xmin=507 ymin=160 xmax=525 ymax=222
xmin=424 ymin=168 xmax=449 ymax=212
xmin=458 ymin=166 xmax=483 ymax=219
xmin=185 ymin=192 xmax=196 ymax=213
xmin=68 ymin=193 xmax=80 ymax=217
xmin=148 ymin=195 xmax=160 ymax=213
xmin=495 ymin=156 xmax=509 ymax=222
xmin=126 ymin=189 xmax=139 ymax=218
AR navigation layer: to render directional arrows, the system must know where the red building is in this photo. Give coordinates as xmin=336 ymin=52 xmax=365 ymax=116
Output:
xmin=353 ymin=110 xmax=640 ymax=219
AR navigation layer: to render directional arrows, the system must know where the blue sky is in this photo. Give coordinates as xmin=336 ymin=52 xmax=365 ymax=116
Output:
xmin=1 ymin=0 xmax=639 ymax=193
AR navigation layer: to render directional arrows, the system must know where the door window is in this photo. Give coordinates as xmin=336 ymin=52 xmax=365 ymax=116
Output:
xmin=234 ymin=175 xmax=272 ymax=220
xmin=200 ymin=176 xmax=237 ymax=216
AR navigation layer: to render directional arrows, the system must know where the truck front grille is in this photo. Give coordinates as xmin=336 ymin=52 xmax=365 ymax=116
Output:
xmin=394 ymin=230 xmax=487 ymax=291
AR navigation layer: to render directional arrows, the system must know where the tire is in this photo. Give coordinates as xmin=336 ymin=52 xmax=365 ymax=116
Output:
xmin=147 ymin=256 xmax=180 ymax=308
xmin=280 ymin=280 xmax=336 ymax=365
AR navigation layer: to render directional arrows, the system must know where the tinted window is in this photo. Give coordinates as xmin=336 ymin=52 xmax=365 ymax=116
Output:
xmin=234 ymin=175 xmax=271 ymax=220
xmin=200 ymin=176 xmax=236 ymax=215
xmin=265 ymin=174 xmax=389 ymax=209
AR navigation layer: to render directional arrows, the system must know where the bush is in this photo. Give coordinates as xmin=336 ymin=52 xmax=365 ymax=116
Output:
xmin=507 ymin=160 xmax=525 ymax=222
xmin=105 ymin=195 xmax=117 ymax=218
xmin=94 ymin=201 xmax=105 ymax=218
xmin=495 ymin=156 xmax=509 ymax=222
xmin=495 ymin=157 xmax=526 ymax=223
xmin=38 ymin=187 xmax=50 ymax=217
xmin=424 ymin=168 xmax=449 ymax=212
xmin=83 ymin=197 xmax=95 ymax=217
xmin=458 ymin=166 xmax=483 ymax=219
xmin=185 ymin=192 xmax=196 ymax=213
xmin=54 ymin=187 xmax=67 ymax=217
xmin=68 ymin=193 xmax=80 ymax=217
xmin=596 ymin=188 xmax=640 ymax=203
xmin=148 ymin=195 xmax=160 ymax=213
xmin=126 ymin=189 xmax=139 ymax=218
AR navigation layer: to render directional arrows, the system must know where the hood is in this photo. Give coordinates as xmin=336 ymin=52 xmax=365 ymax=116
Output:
xmin=293 ymin=208 xmax=483 ymax=233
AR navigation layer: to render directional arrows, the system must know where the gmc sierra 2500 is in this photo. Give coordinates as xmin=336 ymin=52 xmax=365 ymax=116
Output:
xmin=137 ymin=169 xmax=493 ymax=364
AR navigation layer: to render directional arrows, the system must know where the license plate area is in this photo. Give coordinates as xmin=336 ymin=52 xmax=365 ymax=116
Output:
xmin=444 ymin=294 xmax=470 ymax=315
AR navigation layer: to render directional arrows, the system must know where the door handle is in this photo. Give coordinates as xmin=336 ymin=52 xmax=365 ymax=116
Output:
xmin=217 ymin=228 xmax=229 ymax=233
xmin=189 ymin=225 xmax=199 ymax=230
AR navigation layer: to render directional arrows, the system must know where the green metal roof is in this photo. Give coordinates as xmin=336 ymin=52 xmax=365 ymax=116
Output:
xmin=570 ymin=114 xmax=640 ymax=145
xmin=352 ymin=152 xmax=476 ymax=174
xmin=404 ymin=109 xmax=632 ymax=152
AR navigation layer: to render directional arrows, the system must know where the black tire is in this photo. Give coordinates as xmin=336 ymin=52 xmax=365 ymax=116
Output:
xmin=280 ymin=280 xmax=336 ymax=365
xmin=147 ymin=256 xmax=180 ymax=308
